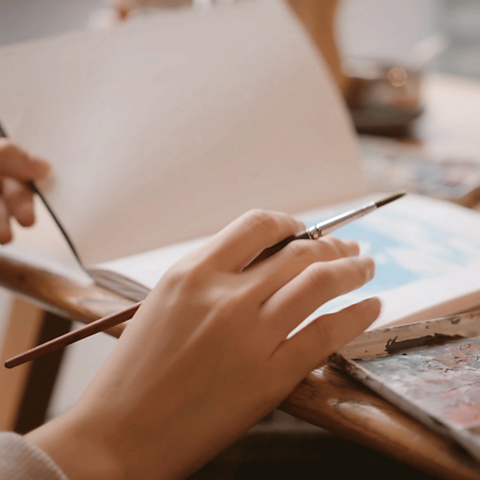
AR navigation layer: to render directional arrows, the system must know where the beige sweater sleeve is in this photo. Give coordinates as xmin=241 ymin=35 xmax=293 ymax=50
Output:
xmin=0 ymin=432 xmax=68 ymax=480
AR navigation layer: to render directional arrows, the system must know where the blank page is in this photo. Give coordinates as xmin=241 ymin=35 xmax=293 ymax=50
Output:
xmin=0 ymin=0 xmax=364 ymax=267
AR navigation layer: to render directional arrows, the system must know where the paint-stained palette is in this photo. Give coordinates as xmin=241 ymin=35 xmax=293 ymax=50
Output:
xmin=329 ymin=311 xmax=480 ymax=462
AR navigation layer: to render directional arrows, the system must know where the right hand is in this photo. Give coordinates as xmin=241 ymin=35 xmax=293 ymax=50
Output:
xmin=27 ymin=209 xmax=380 ymax=480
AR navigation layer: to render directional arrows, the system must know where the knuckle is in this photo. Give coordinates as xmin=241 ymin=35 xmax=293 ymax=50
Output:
xmin=328 ymin=236 xmax=347 ymax=254
xmin=305 ymin=262 xmax=332 ymax=291
xmin=321 ymin=236 xmax=349 ymax=258
xmin=323 ymin=236 xmax=342 ymax=249
xmin=243 ymin=209 xmax=280 ymax=235
xmin=288 ymin=240 xmax=317 ymax=266
xmin=311 ymin=320 xmax=333 ymax=347
xmin=163 ymin=256 xmax=205 ymax=292
xmin=161 ymin=261 xmax=223 ymax=315
xmin=317 ymin=238 xmax=339 ymax=257
xmin=244 ymin=209 xmax=274 ymax=227
xmin=241 ymin=210 xmax=301 ymax=242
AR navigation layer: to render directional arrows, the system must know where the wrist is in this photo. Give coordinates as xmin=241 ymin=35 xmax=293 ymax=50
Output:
xmin=28 ymin=400 xmax=194 ymax=480
xmin=25 ymin=410 xmax=127 ymax=480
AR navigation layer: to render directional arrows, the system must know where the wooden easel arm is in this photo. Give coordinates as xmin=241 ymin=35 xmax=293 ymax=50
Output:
xmin=0 ymin=253 xmax=133 ymax=337
xmin=281 ymin=366 xmax=480 ymax=480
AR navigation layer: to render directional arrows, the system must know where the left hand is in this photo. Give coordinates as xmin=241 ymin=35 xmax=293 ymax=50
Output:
xmin=0 ymin=139 xmax=50 ymax=243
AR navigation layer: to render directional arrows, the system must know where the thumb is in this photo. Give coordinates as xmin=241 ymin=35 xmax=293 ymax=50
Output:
xmin=0 ymin=139 xmax=50 ymax=181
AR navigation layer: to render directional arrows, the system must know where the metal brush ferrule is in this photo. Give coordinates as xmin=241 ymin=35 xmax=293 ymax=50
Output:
xmin=307 ymin=202 xmax=377 ymax=239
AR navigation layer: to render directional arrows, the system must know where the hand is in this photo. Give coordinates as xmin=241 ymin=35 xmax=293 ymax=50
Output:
xmin=27 ymin=210 xmax=380 ymax=480
xmin=0 ymin=139 xmax=50 ymax=243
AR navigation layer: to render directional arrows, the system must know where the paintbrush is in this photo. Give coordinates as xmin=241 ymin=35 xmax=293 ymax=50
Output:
xmin=5 ymin=191 xmax=406 ymax=369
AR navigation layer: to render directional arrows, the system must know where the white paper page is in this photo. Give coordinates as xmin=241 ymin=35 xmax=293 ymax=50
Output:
xmin=90 ymin=235 xmax=209 ymax=298
xmin=289 ymin=194 xmax=480 ymax=332
xmin=0 ymin=0 xmax=364 ymax=269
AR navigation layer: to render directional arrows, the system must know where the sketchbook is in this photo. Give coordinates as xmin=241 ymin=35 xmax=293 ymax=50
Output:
xmin=93 ymin=192 xmax=480 ymax=332
xmin=1 ymin=1 xmax=480 ymax=331
xmin=0 ymin=0 xmax=363 ymax=286
xmin=0 ymin=0 xmax=363 ymax=291
xmin=287 ymin=193 xmax=480 ymax=332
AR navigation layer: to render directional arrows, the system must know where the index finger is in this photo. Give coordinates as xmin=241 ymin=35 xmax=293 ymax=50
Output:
xmin=205 ymin=210 xmax=305 ymax=272
xmin=0 ymin=139 xmax=50 ymax=181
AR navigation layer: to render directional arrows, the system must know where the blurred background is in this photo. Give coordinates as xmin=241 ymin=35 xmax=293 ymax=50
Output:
xmin=1 ymin=0 xmax=479 ymax=77
xmin=0 ymin=1 xmax=479 ymax=478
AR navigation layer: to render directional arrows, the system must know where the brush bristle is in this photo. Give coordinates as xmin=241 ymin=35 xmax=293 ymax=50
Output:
xmin=375 ymin=191 xmax=407 ymax=208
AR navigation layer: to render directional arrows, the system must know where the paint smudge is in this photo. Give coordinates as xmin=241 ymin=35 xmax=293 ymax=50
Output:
xmin=357 ymin=336 xmax=480 ymax=428
xmin=385 ymin=333 xmax=464 ymax=354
